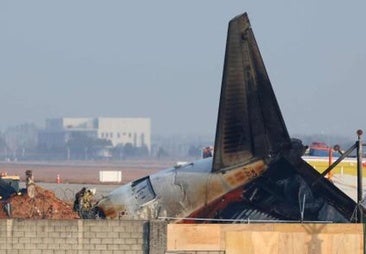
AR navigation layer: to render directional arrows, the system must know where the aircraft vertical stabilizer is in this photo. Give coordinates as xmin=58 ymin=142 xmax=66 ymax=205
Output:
xmin=213 ymin=13 xmax=290 ymax=172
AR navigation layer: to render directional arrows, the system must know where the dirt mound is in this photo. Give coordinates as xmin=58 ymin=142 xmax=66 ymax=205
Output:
xmin=0 ymin=185 xmax=79 ymax=219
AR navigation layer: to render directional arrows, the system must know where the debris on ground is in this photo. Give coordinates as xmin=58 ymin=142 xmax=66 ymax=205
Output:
xmin=0 ymin=185 xmax=79 ymax=219
xmin=73 ymin=187 xmax=97 ymax=219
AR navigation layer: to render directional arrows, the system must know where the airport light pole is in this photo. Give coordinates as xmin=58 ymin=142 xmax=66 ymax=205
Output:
xmin=356 ymin=129 xmax=363 ymax=222
xmin=318 ymin=130 xmax=364 ymax=222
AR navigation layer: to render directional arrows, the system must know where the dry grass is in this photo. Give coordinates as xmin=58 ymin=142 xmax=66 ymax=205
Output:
xmin=0 ymin=160 xmax=175 ymax=184
xmin=304 ymin=157 xmax=364 ymax=176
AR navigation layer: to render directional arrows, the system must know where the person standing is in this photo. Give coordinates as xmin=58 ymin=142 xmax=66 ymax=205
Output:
xmin=25 ymin=170 xmax=35 ymax=199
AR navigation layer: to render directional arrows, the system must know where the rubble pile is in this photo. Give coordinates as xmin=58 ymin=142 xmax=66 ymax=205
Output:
xmin=0 ymin=185 xmax=79 ymax=219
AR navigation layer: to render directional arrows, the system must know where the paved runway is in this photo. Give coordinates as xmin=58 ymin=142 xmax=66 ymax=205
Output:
xmin=332 ymin=174 xmax=366 ymax=202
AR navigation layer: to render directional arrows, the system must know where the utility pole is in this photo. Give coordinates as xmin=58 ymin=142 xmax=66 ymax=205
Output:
xmin=356 ymin=129 xmax=363 ymax=222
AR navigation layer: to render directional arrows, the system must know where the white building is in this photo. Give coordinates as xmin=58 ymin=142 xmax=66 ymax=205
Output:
xmin=38 ymin=117 xmax=151 ymax=151
xmin=97 ymin=118 xmax=150 ymax=149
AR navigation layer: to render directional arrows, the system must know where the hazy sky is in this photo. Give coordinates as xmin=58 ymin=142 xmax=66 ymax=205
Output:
xmin=1 ymin=1 xmax=365 ymax=139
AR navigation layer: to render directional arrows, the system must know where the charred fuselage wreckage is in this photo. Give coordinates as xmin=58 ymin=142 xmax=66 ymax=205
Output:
xmin=92 ymin=13 xmax=358 ymax=222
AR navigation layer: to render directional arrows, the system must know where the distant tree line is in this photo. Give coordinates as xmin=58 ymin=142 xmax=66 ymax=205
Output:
xmin=0 ymin=123 xmax=38 ymax=160
xmin=0 ymin=124 xmax=151 ymax=161
xmin=40 ymin=132 xmax=150 ymax=160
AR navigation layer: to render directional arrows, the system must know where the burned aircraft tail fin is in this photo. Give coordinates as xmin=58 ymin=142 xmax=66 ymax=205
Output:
xmin=213 ymin=13 xmax=290 ymax=172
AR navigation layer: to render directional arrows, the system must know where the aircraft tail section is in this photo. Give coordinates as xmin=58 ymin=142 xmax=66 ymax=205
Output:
xmin=213 ymin=13 xmax=290 ymax=172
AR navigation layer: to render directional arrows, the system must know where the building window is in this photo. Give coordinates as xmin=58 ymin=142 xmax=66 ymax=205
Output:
xmin=117 ymin=132 xmax=120 ymax=138
xmin=105 ymin=133 xmax=109 ymax=138
xmin=128 ymin=133 xmax=131 ymax=138
xmin=101 ymin=133 xmax=104 ymax=138
xmin=110 ymin=132 xmax=113 ymax=138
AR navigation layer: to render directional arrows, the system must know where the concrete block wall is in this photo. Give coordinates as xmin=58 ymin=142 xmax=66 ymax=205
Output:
xmin=0 ymin=219 xmax=167 ymax=254
xmin=149 ymin=220 xmax=167 ymax=254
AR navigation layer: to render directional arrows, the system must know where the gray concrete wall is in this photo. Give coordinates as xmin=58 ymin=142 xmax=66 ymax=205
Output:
xmin=0 ymin=219 xmax=167 ymax=254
